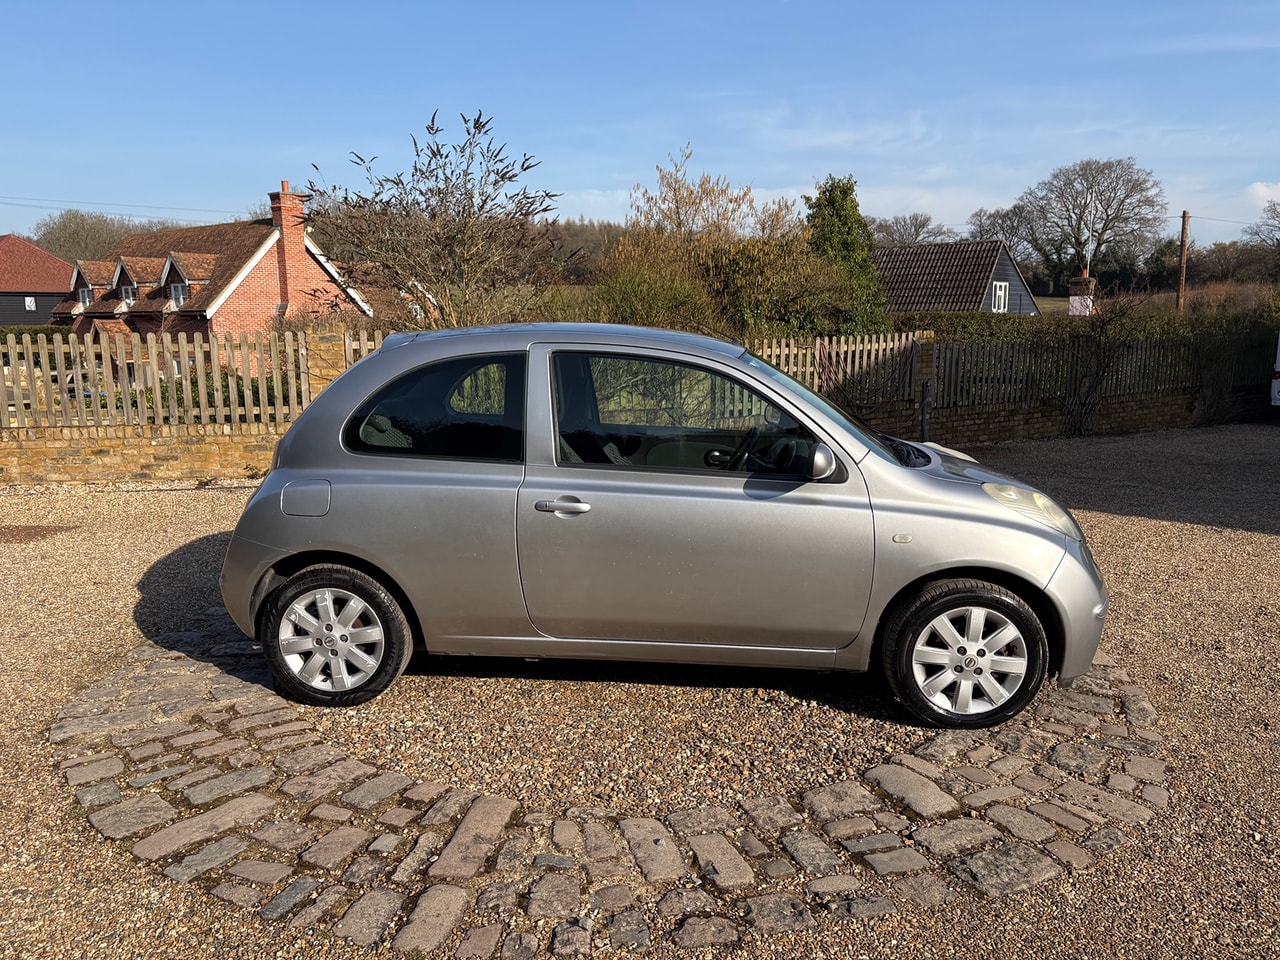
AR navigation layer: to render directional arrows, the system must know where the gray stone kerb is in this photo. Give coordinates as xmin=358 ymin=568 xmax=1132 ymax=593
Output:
xmin=50 ymin=607 xmax=1169 ymax=956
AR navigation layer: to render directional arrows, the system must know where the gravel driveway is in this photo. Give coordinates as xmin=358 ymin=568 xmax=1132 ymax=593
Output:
xmin=1 ymin=422 xmax=1278 ymax=959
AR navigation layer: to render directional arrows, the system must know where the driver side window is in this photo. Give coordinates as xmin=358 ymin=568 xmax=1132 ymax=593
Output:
xmin=552 ymin=352 xmax=817 ymax=475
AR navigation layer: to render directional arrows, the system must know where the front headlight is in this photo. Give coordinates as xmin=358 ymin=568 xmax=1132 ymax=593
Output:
xmin=982 ymin=482 xmax=1084 ymax=541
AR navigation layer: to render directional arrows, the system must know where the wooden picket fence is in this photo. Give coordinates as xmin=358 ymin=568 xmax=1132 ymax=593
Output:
xmin=5 ymin=326 xmax=1270 ymax=432
xmin=753 ymin=332 xmax=920 ymax=411
xmin=1 ymin=331 xmax=311 ymax=429
xmin=345 ymin=329 xmax=385 ymax=366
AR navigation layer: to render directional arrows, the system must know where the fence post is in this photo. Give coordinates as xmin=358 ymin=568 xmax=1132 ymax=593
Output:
xmin=919 ymin=378 xmax=931 ymax=443
xmin=913 ymin=330 xmax=935 ymax=401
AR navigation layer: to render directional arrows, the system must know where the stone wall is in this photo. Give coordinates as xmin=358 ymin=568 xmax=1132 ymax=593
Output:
xmin=3 ymin=387 xmax=1218 ymax=486
xmin=0 ymin=423 xmax=282 ymax=484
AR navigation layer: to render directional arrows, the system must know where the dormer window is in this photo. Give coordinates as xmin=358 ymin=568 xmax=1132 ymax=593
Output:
xmin=121 ymin=285 xmax=137 ymax=306
xmin=78 ymin=287 xmax=92 ymax=307
xmin=170 ymin=283 xmax=189 ymax=308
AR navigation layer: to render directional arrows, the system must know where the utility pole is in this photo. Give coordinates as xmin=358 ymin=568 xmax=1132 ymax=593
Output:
xmin=1176 ymin=210 xmax=1190 ymax=313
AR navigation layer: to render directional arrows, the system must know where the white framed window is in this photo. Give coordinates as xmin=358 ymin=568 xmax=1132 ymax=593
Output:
xmin=170 ymin=283 xmax=189 ymax=308
xmin=24 ymin=296 xmax=36 ymax=311
xmin=121 ymin=284 xmax=137 ymax=306
xmin=992 ymin=281 xmax=1009 ymax=313
xmin=78 ymin=287 xmax=92 ymax=306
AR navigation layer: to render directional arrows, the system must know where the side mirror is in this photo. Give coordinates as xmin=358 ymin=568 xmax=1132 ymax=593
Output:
xmin=808 ymin=443 xmax=838 ymax=481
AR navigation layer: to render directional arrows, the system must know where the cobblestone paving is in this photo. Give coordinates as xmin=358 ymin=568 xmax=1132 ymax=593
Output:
xmin=50 ymin=607 xmax=1167 ymax=955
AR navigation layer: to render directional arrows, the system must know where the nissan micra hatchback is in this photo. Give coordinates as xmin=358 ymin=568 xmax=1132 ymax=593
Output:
xmin=220 ymin=324 xmax=1108 ymax=728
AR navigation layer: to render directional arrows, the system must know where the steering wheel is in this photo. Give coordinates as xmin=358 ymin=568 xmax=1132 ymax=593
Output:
xmin=726 ymin=426 xmax=759 ymax=471
xmin=763 ymin=438 xmax=797 ymax=472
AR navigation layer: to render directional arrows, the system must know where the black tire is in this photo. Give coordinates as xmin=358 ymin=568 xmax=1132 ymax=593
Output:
xmin=882 ymin=579 xmax=1047 ymax=728
xmin=260 ymin=564 xmax=413 ymax=707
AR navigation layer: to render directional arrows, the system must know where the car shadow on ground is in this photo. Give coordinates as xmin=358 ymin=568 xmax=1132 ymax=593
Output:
xmin=134 ymin=530 xmax=275 ymax=692
xmin=134 ymin=530 xmax=234 ymax=638
xmin=135 ymin=531 xmax=910 ymax=726
xmin=399 ymin=648 xmax=906 ymax=723
xmin=967 ymin=422 xmax=1280 ymax=536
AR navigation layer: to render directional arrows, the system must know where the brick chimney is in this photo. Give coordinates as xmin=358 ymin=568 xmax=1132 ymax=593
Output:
xmin=1068 ymin=272 xmax=1097 ymax=316
xmin=269 ymin=180 xmax=307 ymax=317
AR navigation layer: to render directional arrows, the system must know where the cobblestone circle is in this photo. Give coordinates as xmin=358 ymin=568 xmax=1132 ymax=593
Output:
xmin=51 ymin=607 xmax=1167 ymax=955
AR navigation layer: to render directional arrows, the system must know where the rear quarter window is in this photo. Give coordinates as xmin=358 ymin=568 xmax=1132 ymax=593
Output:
xmin=344 ymin=353 xmax=526 ymax=462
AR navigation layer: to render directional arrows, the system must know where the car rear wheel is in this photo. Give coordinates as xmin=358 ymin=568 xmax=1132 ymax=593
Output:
xmin=260 ymin=565 xmax=413 ymax=707
xmin=883 ymin=579 xmax=1047 ymax=728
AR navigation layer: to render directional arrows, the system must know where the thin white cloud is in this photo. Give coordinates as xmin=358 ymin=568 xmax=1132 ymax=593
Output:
xmin=1247 ymin=181 xmax=1280 ymax=205
xmin=720 ymin=98 xmax=943 ymax=157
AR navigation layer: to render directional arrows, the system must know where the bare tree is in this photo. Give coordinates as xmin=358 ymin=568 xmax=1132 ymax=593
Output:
xmin=1191 ymin=238 xmax=1276 ymax=283
xmin=29 ymin=209 xmax=187 ymax=262
xmin=1243 ymin=199 xmax=1280 ymax=245
xmin=599 ymin=148 xmax=885 ymax=337
xmin=1016 ymin=157 xmax=1166 ymax=290
xmin=966 ymin=205 xmax=1035 ymax=262
xmin=1242 ymin=199 xmax=1280 ymax=280
xmin=866 ymin=212 xmax=958 ymax=246
xmin=307 ymin=110 xmax=568 ymax=328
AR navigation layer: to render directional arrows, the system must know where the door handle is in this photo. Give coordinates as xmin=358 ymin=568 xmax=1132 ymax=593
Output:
xmin=535 ymin=498 xmax=591 ymax=516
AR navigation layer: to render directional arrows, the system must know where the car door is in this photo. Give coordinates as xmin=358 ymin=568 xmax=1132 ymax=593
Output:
xmin=335 ymin=351 xmax=531 ymax=644
xmin=515 ymin=344 xmax=876 ymax=658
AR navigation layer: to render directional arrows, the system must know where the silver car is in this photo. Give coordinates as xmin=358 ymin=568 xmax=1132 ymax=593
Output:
xmin=220 ymin=323 xmax=1107 ymax=728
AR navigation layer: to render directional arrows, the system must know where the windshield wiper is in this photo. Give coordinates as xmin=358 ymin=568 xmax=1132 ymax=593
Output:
xmin=884 ymin=436 xmax=929 ymax=468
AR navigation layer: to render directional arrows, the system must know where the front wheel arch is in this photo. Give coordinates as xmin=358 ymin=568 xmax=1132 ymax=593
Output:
xmin=870 ymin=568 xmax=1065 ymax=681
xmin=881 ymin=578 xmax=1050 ymax=728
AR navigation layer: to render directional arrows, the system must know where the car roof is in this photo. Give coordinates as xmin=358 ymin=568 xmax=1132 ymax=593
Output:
xmin=377 ymin=323 xmax=746 ymax=360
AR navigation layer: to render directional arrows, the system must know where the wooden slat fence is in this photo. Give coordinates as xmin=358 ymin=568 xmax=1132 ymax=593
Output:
xmin=933 ymin=340 xmax=1045 ymax=407
xmin=930 ymin=333 xmax=1271 ymax=409
xmin=754 ymin=332 xmax=920 ymax=406
xmin=345 ymin=329 xmax=385 ymax=366
xmin=1 ymin=332 xmax=311 ymax=429
xmin=6 ymin=327 xmax=1269 ymax=432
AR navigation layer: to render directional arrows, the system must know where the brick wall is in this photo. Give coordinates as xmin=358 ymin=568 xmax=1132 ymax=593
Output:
xmin=204 ymin=183 xmax=360 ymax=337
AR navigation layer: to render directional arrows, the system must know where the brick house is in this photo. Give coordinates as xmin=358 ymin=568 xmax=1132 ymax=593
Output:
xmin=872 ymin=240 xmax=1039 ymax=315
xmin=53 ymin=181 xmax=371 ymax=339
xmin=0 ymin=234 xmax=73 ymax=326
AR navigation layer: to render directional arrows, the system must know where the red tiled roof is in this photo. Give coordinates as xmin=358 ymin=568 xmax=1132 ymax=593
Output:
xmin=109 ymin=220 xmax=276 ymax=313
xmin=75 ymin=259 xmax=119 ymax=286
xmin=168 ymin=252 xmax=220 ymax=282
xmin=93 ymin=319 xmax=131 ymax=338
xmin=0 ymin=234 xmax=74 ymax=293
xmin=117 ymin=257 xmax=167 ymax=284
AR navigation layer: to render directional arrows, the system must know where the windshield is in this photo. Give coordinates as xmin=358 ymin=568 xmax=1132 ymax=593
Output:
xmin=741 ymin=352 xmax=915 ymax=463
xmin=737 ymin=353 xmax=906 ymax=458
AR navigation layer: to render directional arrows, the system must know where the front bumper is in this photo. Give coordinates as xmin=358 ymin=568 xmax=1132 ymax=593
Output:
xmin=1047 ymin=538 xmax=1109 ymax=682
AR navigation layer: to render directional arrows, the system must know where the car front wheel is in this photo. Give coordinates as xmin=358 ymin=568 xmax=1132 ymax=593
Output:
xmin=260 ymin=564 xmax=413 ymax=707
xmin=883 ymin=579 xmax=1048 ymax=728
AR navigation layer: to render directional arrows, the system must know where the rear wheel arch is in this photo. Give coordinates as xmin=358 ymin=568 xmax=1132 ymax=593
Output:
xmin=253 ymin=551 xmax=426 ymax=652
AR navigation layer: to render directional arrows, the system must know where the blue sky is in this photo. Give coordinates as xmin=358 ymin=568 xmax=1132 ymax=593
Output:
xmin=2 ymin=0 xmax=1277 ymax=246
